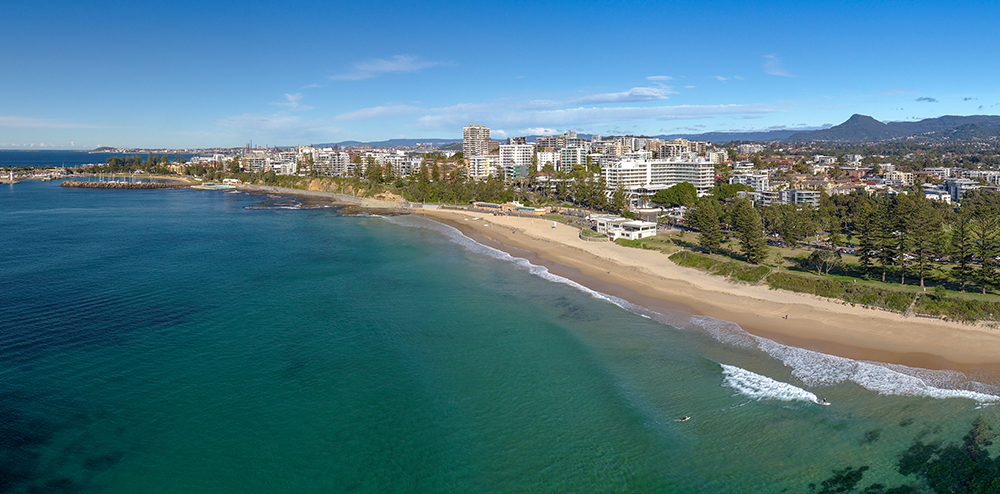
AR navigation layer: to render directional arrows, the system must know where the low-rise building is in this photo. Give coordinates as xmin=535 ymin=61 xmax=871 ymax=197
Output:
xmin=729 ymin=172 xmax=769 ymax=192
xmin=588 ymin=214 xmax=658 ymax=240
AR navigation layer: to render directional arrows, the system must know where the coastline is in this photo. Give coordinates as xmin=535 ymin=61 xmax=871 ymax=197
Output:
xmin=413 ymin=207 xmax=1000 ymax=377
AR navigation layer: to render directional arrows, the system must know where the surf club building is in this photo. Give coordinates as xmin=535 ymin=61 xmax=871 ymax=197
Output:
xmin=587 ymin=214 xmax=658 ymax=241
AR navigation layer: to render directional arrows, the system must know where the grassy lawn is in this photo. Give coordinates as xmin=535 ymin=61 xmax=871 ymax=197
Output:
xmin=657 ymin=230 xmax=1000 ymax=321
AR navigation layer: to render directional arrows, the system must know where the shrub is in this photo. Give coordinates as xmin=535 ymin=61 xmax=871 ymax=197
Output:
xmin=669 ymin=251 xmax=770 ymax=284
xmin=766 ymin=272 xmax=914 ymax=312
xmin=914 ymin=294 xmax=1000 ymax=322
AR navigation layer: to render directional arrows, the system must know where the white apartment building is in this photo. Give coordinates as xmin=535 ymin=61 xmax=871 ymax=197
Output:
xmin=737 ymin=143 xmax=765 ymax=154
xmin=498 ymin=143 xmax=534 ymax=179
xmin=315 ymin=150 xmax=351 ymax=176
xmin=729 ymin=172 xmax=770 ymax=192
xmin=468 ymin=154 xmax=500 ymax=179
xmin=536 ymin=150 xmax=560 ymax=171
xmin=963 ymin=169 xmax=1000 ymax=185
xmin=560 ymin=147 xmax=589 ymax=172
xmin=602 ymin=156 xmax=715 ymax=196
xmin=707 ymin=149 xmax=729 ymax=163
xmin=463 ymin=124 xmax=490 ymax=157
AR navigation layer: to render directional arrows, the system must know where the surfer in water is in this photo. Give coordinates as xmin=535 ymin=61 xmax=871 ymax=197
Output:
xmin=815 ymin=398 xmax=830 ymax=406
xmin=676 ymin=416 xmax=691 ymax=422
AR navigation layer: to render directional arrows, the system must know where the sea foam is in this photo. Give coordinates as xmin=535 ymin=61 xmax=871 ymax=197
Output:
xmin=720 ymin=364 xmax=818 ymax=403
xmin=387 ymin=214 xmax=1000 ymax=405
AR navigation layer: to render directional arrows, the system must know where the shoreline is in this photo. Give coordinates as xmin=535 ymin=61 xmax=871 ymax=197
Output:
xmin=413 ymin=208 xmax=1000 ymax=379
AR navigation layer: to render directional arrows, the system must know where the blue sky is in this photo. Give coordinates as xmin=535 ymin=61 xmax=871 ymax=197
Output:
xmin=3 ymin=0 xmax=999 ymax=149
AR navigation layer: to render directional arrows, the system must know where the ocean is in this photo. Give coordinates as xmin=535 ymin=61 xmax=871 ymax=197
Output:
xmin=3 ymin=179 xmax=999 ymax=493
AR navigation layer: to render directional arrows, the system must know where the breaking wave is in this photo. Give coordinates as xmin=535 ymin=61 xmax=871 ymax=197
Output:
xmin=720 ymin=364 xmax=819 ymax=403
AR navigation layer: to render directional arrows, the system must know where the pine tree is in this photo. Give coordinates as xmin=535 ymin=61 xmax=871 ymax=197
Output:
xmin=693 ymin=200 xmax=722 ymax=254
xmin=951 ymin=209 xmax=974 ymax=292
xmin=733 ymin=199 xmax=769 ymax=264
xmin=855 ymin=199 xmax=875 ymax=277
xmin=907 ymin=195 xmax=942 ymax=288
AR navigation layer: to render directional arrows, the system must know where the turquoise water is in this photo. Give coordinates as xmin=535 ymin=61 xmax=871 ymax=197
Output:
xmin=2 ymin=180 xmax=999 ymax=493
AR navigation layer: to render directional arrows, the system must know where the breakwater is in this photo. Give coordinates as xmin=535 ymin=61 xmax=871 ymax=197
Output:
xmin=61 ymin=180 xmax=187 ymax=190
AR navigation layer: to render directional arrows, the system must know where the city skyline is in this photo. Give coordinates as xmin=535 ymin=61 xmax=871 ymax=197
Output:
xmin=3 ymin=0 xmax=999 ymax=149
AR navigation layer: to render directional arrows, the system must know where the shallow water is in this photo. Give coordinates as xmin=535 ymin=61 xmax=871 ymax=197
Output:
xmin=2 ymin=180 xmax=998 ymax=493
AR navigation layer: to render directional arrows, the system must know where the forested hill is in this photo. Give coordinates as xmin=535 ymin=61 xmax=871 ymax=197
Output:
xmin=785 ymin=114 xmax=1000 ymax=143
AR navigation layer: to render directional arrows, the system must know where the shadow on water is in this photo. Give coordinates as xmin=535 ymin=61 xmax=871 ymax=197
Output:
xmin=0 ymin=392 xmax=58 ymax=494
xmin=809 ymin=418 xmax=1000 ymax=493
xmin=0 ymin=299 xmax=206 ymax=364
xmin=0 ymin=391 xmax=129 ymax=494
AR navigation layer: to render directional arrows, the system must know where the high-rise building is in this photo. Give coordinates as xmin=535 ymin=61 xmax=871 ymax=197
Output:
xmin=602 ymin=156 xmax=715 ymax=196
xmin=499 ymin=143 xmax=535 ymax=179
xmin=463 ymin=124 xmax=490 ymax=157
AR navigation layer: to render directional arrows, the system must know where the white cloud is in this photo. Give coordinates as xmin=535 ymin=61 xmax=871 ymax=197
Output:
xmin=646 ymin=75 xmax=673 ymax=81
xmin=413 ymin=103 xmax=781 ymax=131
xmin=271 ymin=93 xmax=314 ymax=111
xmin=715 ymin=76 xmax=729 ymax=81
xmin=330 ymin=55 xmax=444 ymax=81
xmin=522 ymin=127 xmax=560 ymax=135
xmin=763 ymin=54 xmax=793 ymax=77
xmin=685 ymin=85 xmax=696 ymax=89
xmin=567 ymin=86 xmax=675 ymax=105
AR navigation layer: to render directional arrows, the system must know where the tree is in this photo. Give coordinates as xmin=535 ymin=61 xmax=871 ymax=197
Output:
xmin=808 ymin=249 xmax=842 ymax=275
xmin=610 ymin=182 xmax=629 ymax=216
xmin=732 ymin=199 xmax=769 ymax=264
xmin=651 ymin=182 xmax=697 ymax=207
xmin=951 ymin=209 xmax=974 ymax=292
xmin=963 ymin=189 xmax=1000 ymax=294
xmin=776 ymin=204 xmax=808 ymax=248
xmin=907 ymin=195 xmax=942 ymax=288
xmin=893 ymin=193 xmax=919 ymax=285
xmin=971 ymin=203 xmax=1000 ymax=295
xmin=690 ymin=200 xmax=722 ymax=254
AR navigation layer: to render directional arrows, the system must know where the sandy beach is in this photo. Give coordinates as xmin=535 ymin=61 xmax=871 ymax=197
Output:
xmin=415 ymin=207 xmax=1000 ymax=376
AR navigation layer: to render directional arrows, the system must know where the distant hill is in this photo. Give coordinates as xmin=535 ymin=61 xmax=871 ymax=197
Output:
xmin=651 ymin=129 xmax=808 ymax=143
xmin=311 ymin=138 xmax=461 ymax=148
xmin=785 ymin=114 xmax=1000 ymax=143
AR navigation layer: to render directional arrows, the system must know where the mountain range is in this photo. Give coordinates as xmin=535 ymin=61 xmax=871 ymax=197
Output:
xmin=783 ymin=114 xmax=1000 ymax=143
xmin=307 ymin=114 xmax=1000 ymax=148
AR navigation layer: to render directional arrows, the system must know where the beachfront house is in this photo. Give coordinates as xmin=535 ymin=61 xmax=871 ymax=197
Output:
xmin=588 ymin=214 xmax=658 ymax=240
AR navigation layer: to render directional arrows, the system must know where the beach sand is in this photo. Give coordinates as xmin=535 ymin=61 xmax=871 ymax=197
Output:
xmin=415 ymin=208 xmax=1000 ymax=377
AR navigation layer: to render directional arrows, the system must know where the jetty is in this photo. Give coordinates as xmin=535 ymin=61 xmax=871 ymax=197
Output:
xmin=61 ymin=180 xmax=187 ymax=190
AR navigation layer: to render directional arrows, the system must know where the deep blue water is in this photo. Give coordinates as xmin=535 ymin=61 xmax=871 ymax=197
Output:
xmin=2 ymin=179 xmax=999 ymax=493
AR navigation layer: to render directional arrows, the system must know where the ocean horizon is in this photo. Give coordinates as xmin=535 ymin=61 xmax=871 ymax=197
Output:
xmin=3 ymin=179 xmax=999 ymax=493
